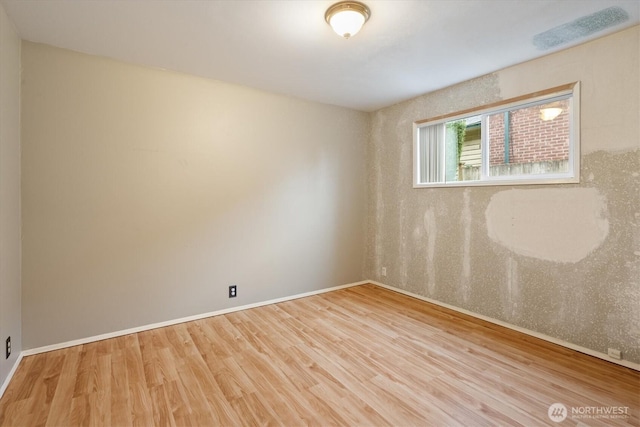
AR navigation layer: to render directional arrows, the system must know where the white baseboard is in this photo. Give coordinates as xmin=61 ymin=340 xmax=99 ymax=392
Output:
xmin=370 ymin=281 xmax=640 ymax=371
xmin=22 ymin=280 xmax=369 ymax=357
xmin=11 ymin=277 xmax=637 ymax=398
xmin=0 ymin=352 xmax=24 ymax=400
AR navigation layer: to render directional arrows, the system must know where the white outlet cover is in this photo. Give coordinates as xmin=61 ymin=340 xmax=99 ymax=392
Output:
xmin=607 ymin=348 xmax=622 ymax=359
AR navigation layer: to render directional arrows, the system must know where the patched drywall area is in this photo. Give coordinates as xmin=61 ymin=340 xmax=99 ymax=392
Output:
xmin=366 ymin=26 xmax=640 ymax=364
xmin=485 ymin=188 xmax=610 ymax=263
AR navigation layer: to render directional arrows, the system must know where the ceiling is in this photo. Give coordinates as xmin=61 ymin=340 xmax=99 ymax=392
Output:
xmin=1 ymin=0 xmax=638 ymax=112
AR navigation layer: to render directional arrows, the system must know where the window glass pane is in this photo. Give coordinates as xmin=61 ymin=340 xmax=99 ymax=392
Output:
xmin=487 ymin=99 xmax=570 ymax=177
xmin=451 ymin=116 xmax=481 ymax=182
xmin=413 ymin=84 xmax=578 ymax=188
xmin=418 ymin=123 xmax=445 ymax=183
xmin=417 ymin=119 xmax=481 ymax=184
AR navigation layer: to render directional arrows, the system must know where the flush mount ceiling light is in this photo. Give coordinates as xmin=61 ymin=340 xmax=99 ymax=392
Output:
xmin=325 ymin=1 xmax=371 ymax=39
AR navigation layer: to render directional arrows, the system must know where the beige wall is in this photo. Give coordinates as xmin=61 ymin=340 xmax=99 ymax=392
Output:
xmin=16 ymin=23 xmax=640 ymax=367
xmin=366 ymin=26 xmax=640 ymax=364
xmin=0 ymin=3 xmax=22 ymax=387
xmin=21 ymin=42 xmax=369 ymax=349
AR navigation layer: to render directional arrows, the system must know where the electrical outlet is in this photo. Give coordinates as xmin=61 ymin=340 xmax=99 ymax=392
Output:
xmin=381 ymin=267 xmax=387 ymax=277
xmin=607 ymin=348 xmax=622 ymax=360
xmin=229 ymin=285 xmax=237 ymax=298
xmin=5 ymin=336 xmax=10 ymax=359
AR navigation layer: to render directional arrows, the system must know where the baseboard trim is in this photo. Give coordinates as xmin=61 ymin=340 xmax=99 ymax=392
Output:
xmin=22 ymin=280 xmax=368 ymax=357
xmin=369 ymin=281 xmax=640 ymax=371
xmin=0 ymin=352 xmax=24 ymax=400
xmin=17 ymin=278 xmax=639 ymax=371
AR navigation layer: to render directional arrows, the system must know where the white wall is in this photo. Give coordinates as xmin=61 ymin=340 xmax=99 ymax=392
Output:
xmin=0 ymin=2 xmax=21 ymax=388
xmin=367 ymin=26 xmax=640 ymax=364
xmin=21 ymin=42 xmax=370 ymax=349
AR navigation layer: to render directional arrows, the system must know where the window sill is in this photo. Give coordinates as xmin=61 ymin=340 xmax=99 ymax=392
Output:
xmin=413 ymin=175 xmax=580 ymax=189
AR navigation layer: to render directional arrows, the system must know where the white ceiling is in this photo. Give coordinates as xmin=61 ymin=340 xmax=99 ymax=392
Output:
xmin=2 ymin=0 xmax=638 ymax=112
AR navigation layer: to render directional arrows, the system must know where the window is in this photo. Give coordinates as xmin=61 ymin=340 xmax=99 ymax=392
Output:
xmin=413 ymin=83 xmax=580 ymax=187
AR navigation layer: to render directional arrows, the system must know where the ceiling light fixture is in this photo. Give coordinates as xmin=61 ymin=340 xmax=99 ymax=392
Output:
xmin=325 ymin=1 xmax=371 ymax=39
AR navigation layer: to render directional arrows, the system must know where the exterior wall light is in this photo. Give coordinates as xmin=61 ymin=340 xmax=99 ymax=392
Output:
xmin=540 ymin=102 xmax=563 ymax=121
xmin=540 ymin=107 xmax=563 ymax=121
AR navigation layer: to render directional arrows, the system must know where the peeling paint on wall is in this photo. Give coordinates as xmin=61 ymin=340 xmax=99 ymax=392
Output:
xmin=461 ymin=189 xmax=472 ymax=303
xmin=366 ymin=26 xmax=640 ymax=365
xmin=503 ymin=256 xmax=520 ymax=320
xmin=424 ymin=207 xmax=437 ymax=295
xmin=485 ymin=188 xmax=610 ymax=263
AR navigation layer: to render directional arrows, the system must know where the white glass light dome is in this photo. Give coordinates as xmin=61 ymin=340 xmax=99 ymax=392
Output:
xmin=325 ymin=2 xmax=371 ymax=39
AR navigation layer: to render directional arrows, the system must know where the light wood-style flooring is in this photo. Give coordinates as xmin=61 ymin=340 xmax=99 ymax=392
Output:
xmin=0 ymin=284 xmax=638 ymax=426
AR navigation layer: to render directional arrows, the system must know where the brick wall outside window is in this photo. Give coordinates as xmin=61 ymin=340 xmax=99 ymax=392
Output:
xmin=488 ymin=99 xmax=570 ymax=166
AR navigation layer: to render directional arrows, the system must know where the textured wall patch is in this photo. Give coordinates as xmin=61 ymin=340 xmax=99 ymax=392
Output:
xmin=533 ymin=7 xmax=629 ymax=50
xmin=485 ymin=188 xmax=609 ymax=263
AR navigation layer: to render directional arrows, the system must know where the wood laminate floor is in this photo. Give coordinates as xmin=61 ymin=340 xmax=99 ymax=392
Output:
xmin=0 ymin=284 xmax=638 ymax=426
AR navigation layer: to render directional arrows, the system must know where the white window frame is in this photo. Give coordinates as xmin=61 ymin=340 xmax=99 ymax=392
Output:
xmin=413 ymin=82 xmax=580 ymax=188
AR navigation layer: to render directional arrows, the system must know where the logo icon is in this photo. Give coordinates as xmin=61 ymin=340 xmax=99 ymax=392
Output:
xmin=548 ymin=403 xmax=568 ymax=422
